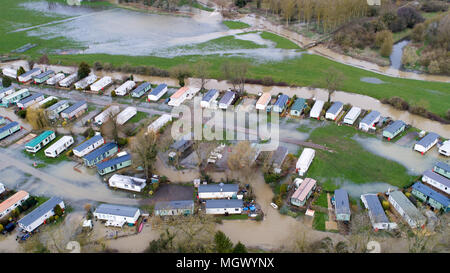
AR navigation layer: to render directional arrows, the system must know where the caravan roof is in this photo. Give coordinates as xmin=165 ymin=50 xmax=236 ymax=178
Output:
xmin=327 ymin=101 xmax=343 ymax=115
xmin=384 ymin=120 xmax=405 ymax=135
xmin=416 ymin=132 xmax=439 ymax=147
xmin=202 ymin=89 xmax=218 ymax=102
xmin=360 ymin=111 xmax=380 ymax=125
xmin=73 ymin=134 xmax=103 ymax=153
xmin=94 ymin=203 xmax=139 ymax=218
xmin=412 ymin=182 xmax=449 ymax=207
xmin=0 ymin=122 xmax=19 ymax=134
xmin=219 ymin=91 xmax=235 ymax=105
xmin=25 ymin=131 xmax=54 ymax=148
xmin=334 ymin=189 xmax=351 ymax=215
xmin=83 ymin=142 xmax=117 ymax=161
xmin=96 ymin=154 xmax=131 ymax=170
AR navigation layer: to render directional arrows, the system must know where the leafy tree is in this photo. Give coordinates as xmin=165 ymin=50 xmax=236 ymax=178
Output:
xmin=235 ymin=0 xmax=247 ymax=8
xmin=232 ymin=241 xmax=248 ymax=253
xmin=214 ymin=231 xmax=233 ymax=253
xmin=17 ymin=66 xmax=26 ymax=76
xmin=77 ymin=62 xmax=90 ymax=80
xmin=380 ymin=36 xmax=393 ymax=57
xmin=2 ymin=76 xmax=11 ymax=87
xmin=54 ymin=204 xmax=64 ymax=217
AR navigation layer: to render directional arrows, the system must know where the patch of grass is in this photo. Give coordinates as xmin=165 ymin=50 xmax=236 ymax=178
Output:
xmin=312 ymin=211 xmax=327 ymax=231
xmin=173 ymin=35 xmax=265 ymax=52
xmin=296 ymin=124 xmax=312 ymax=133
xmin=22 ymin=135 xmax=71 ymax=165
xmin=313 ymin=191 xmax=328 ymax=208
xmin=307 ymin=124 xmax=414 ymax=191
xmin=260 ymin=31 xmax=301 ymax=50
xmin=220 ymin=214 xmax=249 ymax=220
xmin=127 ymin=111 xmax=148 ymax=124
xmin=223 ymin=20 xmax=250 ymax=29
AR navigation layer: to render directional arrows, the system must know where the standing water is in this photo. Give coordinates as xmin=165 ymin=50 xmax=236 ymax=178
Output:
xmin=390 ymin=40 xmax=410 ymax=70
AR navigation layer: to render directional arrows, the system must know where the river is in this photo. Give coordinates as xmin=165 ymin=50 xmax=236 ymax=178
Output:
xmin=390 ymin=40 xmax=410 ymax=70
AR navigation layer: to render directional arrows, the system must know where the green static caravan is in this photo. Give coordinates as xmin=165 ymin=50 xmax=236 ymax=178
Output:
xmin=290 ymin=98 xmax=307 ymax=117
xmin=1 ymin=89 xmax=30 ymax=106
xmin=33 ymin=70 xmax=55 ymax=84
xmin=0 ymin=122 xmax=20 ymax=140
xmin=382 ymin=120 xmax=406 ymax=141
xmin=132 ymin=82 xmax=151 ymax=98
xmin=96 ymin=153 xmax=132 ymax=175
xmin=154 ymin=200 xmax=194 ymax=216
xmin=434 ymin=162 xmax=450 ymax=179
xmin=82 ymin=142 xmax=118 ymax=167
xmin=411 ymin=182 xmax=449 ymax=213
xmin=25 ymin=130 xmax=56 ymax=153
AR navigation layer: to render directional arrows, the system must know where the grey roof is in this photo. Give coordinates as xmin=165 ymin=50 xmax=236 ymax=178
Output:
xmin=83 ymin=142 xmax=117 ymax=161
xmin=290 ymin=98 xmax=306 ymax=111
xmin=0 ymin=121 xmax=19 ymax=134
xmin=19 ymin=68 xmax=41 ymax=78
xmin=18 ymin=93 xmax=43 ymax=105
xmin=363 ymin=194 xmax=389 ymax=223
xmin=61 ymin=101 xmax=86 ymax=115
xmin=327 ymin=101 xmax=343 ymax=115
xmin=134 ymin=82 xmax=151 ymax=94
xmin=96 ymin=153 xmax=131 ymax=170
xmin=47 ymin=100 xmax=69 ymax=111
xmin=155 ymin=200 xmax=194 ymax=211
xmin=0 ymin=86 xmax=14 ymax=95
xmin=219 ymin=91 xmax=235 ymax=105
xmin=384 ymin=120 xmax=405 ymax=134
xmin=198 ymin=183 xmax=239 ymax=193
xmin=206 ymin=199 xmax=243 ymax=209
xmin=335 ymin=189 xmax=351 ymax=216
xmin=202 ymin=89 xmax=218 ymax=102
xmin=73 ymin=134 xmax=103 ymax=153
xmin=34 ymin=70 xmax=54 ymax=79
xmin=389 ymin=191 xmax=425 ymax=223
xmin=148 ymin=83 xmax=167 ymax=96
xmin=435 ymin=161 xmax=450 ymax=173
xmin=18 ymin=197 xmax=63 ymax=228
xmin=360 ymin=111 xmax=380 ymax=125
xmin=416 ymin=132 xmax=439 ymax=147
xmin=412 ymin=182 xmax=449 ymax=207
xmin=274 ymin=94 xmax=289 ymax=108
xmin=94 ymin=203 xmax=139 ymax=218
xmin=170 ymin=133 xmax=193 ymax=151
xmin=271 ymin=146 xmax=288 ymax=165
xmin=423 ymin=169 xmax=450 ymax=188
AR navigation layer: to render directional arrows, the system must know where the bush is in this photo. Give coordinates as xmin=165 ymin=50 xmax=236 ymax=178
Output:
xmin=117 ymin=138 xmax=128 ymax=147
xmin=17 ymin=67 xmax=26 ymax=76
xmin=111 ymin=90 xmax=117 ymax=97
xmin=421 ymin=1 xmax=448 ymax=12
xmin=381 ymin=200 xmax=390 ymax=210
xmin=375 ymin=30 xmax=393 ymax=48
xmin=17 ymin=109 xmax=27 ymax=119
xmin=397 ymin=7 xmax=424 ymax=28
xmin=402 ymin=46 xmax=419 ymax=67
xmin=78 ymin=62 xmax=90 ymax=80
xmin=264 ymin=173 xmax=281 ymax=183
xmin=280 ymin=183 xmax=288 ymax=196
xmin=380 ymin=37 xmax=393 ymax=57
xmin=2 ymin=76 xmax=11 ymax=87
xmin=411 ymin=23 xmax=426 ymax=42
xmin=93 ymin=61 xmax=103 ymax=71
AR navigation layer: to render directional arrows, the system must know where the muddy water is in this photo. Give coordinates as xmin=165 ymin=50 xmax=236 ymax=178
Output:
xmin=340 ymin=180 xmax=398 ymax=199
xmin=390 ymin=40 xmax=409 ymax=70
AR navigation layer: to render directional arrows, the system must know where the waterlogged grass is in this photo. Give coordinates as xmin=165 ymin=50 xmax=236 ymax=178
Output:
xmin=22 ymin=135 xmax=71 ymax=166
xmin=260 ymin=31 xmax=301 ymax=50
xmin=223 ymin=20 xmax=251 ymax=29
xmin=306 ymin=124 xmax=414 ymax=191
xmin=172 ymin=35 xmax=265 ymax=52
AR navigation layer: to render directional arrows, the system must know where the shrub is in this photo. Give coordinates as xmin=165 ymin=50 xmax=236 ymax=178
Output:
xmin=117 ymin=138 xmax=128 ymax=147
xmin=381 ymin=200 xmax=390 ymax=210
xmin=17 ymin=67 xmax=26 ymax=76
xmin=0 ymin=224 xmax=3 ymax=232
xmin=411 ymin=23 xmax=426 ymax=42
xmin=375 ymin=30 xmax=393 ymax=48
xmin=397 ymin=7 xmax=424 ymax=28
xmin=93 ymin=61 xmax=103 ymax=71
xmin=427 ymin=60 xmax=441 ymax=74
xmin=380 ymin=38 xmax=393 ymax=57
xmin=111 ymin=90 xmax=117 ymax=97
xmin=421 ymin=1 xmax=448 ymax=12
xmin=402 ymin=46 xmax=419 ymax=67
xmin=17 ymin=109 xmax=27 ymax=119
xmin=2 ymin=76 xmax=11 ymax=87
xmin=78 ymin=62 xmax=90 ymax=80
xmin=280 ymin=183 xmax=288 ymax=196
xmin=54 ymin=204 xmax=64 ymax=217
xmin=264 ymin=173 xmax=281 ymax=183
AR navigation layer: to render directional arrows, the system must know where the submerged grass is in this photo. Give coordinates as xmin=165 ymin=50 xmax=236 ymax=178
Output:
xmin=223 ymin=20 xmax=251 ymax=29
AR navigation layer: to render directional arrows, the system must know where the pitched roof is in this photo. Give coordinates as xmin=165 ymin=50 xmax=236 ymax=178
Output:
xmin=256 ymin=92 xmax=271 ymax=106
xmin=0 ymin=86 xmax=14 ymax=95
xmin=423 ymin=169 xmax=450 ymax=188
xmin=219 ymin=91 xmax=235 ymax=105
xmin=0 ymin=191 xmax=29 ymax=213
xmin=18 ymin=93 xmax=43 ymax=105
xmin=133 ymin=82 xmax=151 ymax=94
xmin=384 ymin=120 xmax=405 ymax=134
xmin=94 ymin=203 xmax=139 ymax=218
xmin=362 ymin=194 xmax=389 ymax=223
xmin=148 ymin=83 xmax=167 ymax=96
xmin=435 ymin=161 xmax=450 ymax=173
xmin=96 ymin=153 xmax=132 ymax=170
xmin=25 ymin=130 xmax=54 ymax=148
xmin=18 ymin=197 xmax=63 ymax=227
xmin=360 ymin=111 xmax=380 ymax=125
xmin=412 ymin=182 xmax=449 ymax=207
xmin=83 ymin=142 xmax=117 ymax=161
xmin=155 ymin=200 xmax=194 ymax=211
xmin=389 ymin=191 xmax=425 ymax=223
xmin=416 ymin=132 xmax=439 ymax=147
xmin=291 ymin=98 xmax=306 ymax=111
xmin=34 ymin=70 xmax=54 ymax=79
xmin=198 ymin=183 xmax=239 ymax=193
xmin=334 ymin=189 xmax=351 ymax=215
xmin=274 ymin=94 xmax=289 ymax=108
xmin=19 ymin=68 xmax=41 ymax=78
xmin=47 ymin=100 xmax=69 ymax=111
xmin=170 ymin=86 xmax=189 ymax=99
xmin=327 ymin=101 xmax=343 ymax=115
xmin=73 ymin=134 xmax=103 ymax=153
xmin=291 ymin=178 xmax=316 ymax=201
xmin=271 ymin=146 xmax=288 ymax=165
xmin=202 ymin=89 xmax=218 ymax=102
xmin=109 ymin=174 xmax=146 ymax=188
xmin=0 ymin=122 xmax=19 ymax=134
xmin=205 ymin=199 xmax=243 ymax=209
xmin=61 ymin=101 xmax=87 ymax=114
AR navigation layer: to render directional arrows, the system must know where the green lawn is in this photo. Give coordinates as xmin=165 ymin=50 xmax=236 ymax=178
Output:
xmin=223 ymin=20 xmax=251 ymax=29
xmin=220 ymin=214 xmax=249 ymax=220
xmin=22 ymin=135 xmax=71 ymax=166
xmin=173 ymin=35 xmax=265 ymax=51
xmin=127 ymin=111 xmax=149 ymax=124
xmin=312 ymin=211 xmax=327 ymax=231
xmin=260 ymin=31 xmax=302 ymax=50
xmin=313 ymin=191 xmax=328 ymax=208
xmin=306 ymin=124 xmax=414 ymax=191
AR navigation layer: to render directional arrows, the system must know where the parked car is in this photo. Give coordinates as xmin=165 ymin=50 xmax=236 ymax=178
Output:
xmin=270 ymin=202 xmax=278 ymax=209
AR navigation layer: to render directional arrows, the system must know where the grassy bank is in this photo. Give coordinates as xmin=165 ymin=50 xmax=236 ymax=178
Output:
xmin=306 ymin=124 xmax=414 ymax=191
xmin=260 ymin=31 xmax=301 ymax=49
xmin=223 ymin=21 xmax=251 ymax=29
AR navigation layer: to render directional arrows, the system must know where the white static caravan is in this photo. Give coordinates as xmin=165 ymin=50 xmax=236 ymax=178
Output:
xmin=361 ymin=194 xmax=397 ymax=231
xmin=16 ymin=93 xmax=44 ymax=109
xmin=73 ymin=134 xmax=104 ymax=157
xmin=108 ymin=174 xmax=147 ymax=192
xmin=343 ymin=107 xmax=361 ymax=125
xmin=74 ymin=74 xmax=97 ymax=90
xmin=94 ymin=105 xmax=120 ymax=125
xmin=310 ymin=100 xmax=325 ymax=119
xmin=198 ymin=183 xmax=239 ymax=200
xmin=17 ymin=197 xmax=65 ymax=233
xmin=58 ymin=73 xmax=78 ymax=87
xmin=200 ymin=89 xmax=219 ymax=108
xmin=115 ymin=80 xmax=135 ymax=96
xmin=148 ymin=114 xmax=172 ymax=133
xmin=2 ymin=68 xmax=17 ymax=78
xmin=116 ymin=107 xmax=137 ymax=125
xmin=205 ymin=199 xmax=243 ymax=215
xmin=218 ymin=91 xmax=236 ymax=110
xmin=60 ymin=101 xmax=87 ymax=119
xmin=422 ymin=169 xmax=450 ymax=195
xmin=147 ymin=83 xmax=167 ymax=101
xmin=359 ymin=111 xmax=381 ymax=132
xmin=256 ymin=92 xmax=271 ymax=111
xmin=35 ymin=96 xmax=57 ymax=108
xmin=0 ymin=86 xmax=15 ymax=100
xmin=439 ymin=140 xmax=450 ymax=157
xmin=388 ymin=191 xmax=426 ymax=229
xmin=44 ymin=136 xmax=74 ymax=158
xmin=325 ymin=101 xmax=343 ymax=120
xmin=414 ymin=132 xmax=439 ymax=154
xmin=94 ymin=204 xmax=140 ymax=227
xmin=168 ymin=86 xmax=200 ymax=107
xmin=296 ymin=148 xmax=315 ymax=176
xmin=18 ymin=68 xmax=41 ymax=83
xmin=90 ymin=76 xmax=112 ymax=92
xmin=46 ymin=73 xmax=65 ymax=85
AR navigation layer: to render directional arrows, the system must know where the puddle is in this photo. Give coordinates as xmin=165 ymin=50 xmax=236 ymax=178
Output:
xmin=360 ymin=77 xmax=386 ymax=84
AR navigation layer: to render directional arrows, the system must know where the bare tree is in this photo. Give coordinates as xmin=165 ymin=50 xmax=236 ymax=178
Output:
xmin=280 ymin=0 xmax=296 ymax=26
xmin=221 ymin=61 xmax=249 ymax=94
xmin=227 ymin=141 xmax=255 ymax=181
xmin=26 ymin=107 xmax=50 ymax=130
xmin=322 ymin=67 xmax=345 ymax=102
xmin=131 ymin=130 xmax=158 ymax=181
xmin=195 ymin=61 xmax=211 ymax=92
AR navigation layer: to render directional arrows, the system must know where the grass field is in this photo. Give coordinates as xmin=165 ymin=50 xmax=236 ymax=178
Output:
xmin=260 ymin=31 xmax=301 ymax=50
xmin=223 ymin=20 xmax=251 ymax=29
xmin=306 ymin=124 xmax=414 ymax=191
xmin=312 ymin=211 xmax=327 ymax=231
xmin=313 ymin=191 xmax=328 ymax=208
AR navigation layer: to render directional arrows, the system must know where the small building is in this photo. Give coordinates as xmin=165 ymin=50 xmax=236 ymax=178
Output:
xmin=361 ymin=194 xmax=397 ymax=230
xmin=83 ymin=142 xmax=118 ymax=167
xmin=46 ymin=100 xmax=70 ymax=120
xmin=0 ymin=86 xmax=15 ymax=100
xmin=44 ymin=136 xmax=74 ymax=158
xmin=411 ymin=182 xmax=449 ymax=213
xmin=90 ymin=76 xmax=112 ymax=92
xmin=388 ymin=191 xmax=426 ymax=229
xmin=0 ymin=122 xmax=21 ymax=140
xmin=73 ymin=134 xmax=104 ymax=157
xmin=108 ymin=174 xmax=147 ymax=192
xmin=147 ymin=83 xmax=168 ymax=101
xmin=18 ymin=68 xmax=41 ymax=83
xmin=58 ymin=73 xmax=78 ymax=87
xmin=2 ymin=89 xmax=30 ymax=105
xmin=154 ymin=200 xmax=194 ymax=216
xmin=218 ymin=91 xmax=236 ymax=110
xmin=309 ymin=100 xmax=325 ymax=119
xmin=290 ymin=98 xmax=307 ymax=116
xmin=272 ymin=94 xmax=289 ymax=113
xmin=198 ymin=183 xmax=239 ymax=200
xmin=16 ymin=93 xmax=44 ymax=109
xmin=334 ymin=189 xmax=351 ymax=221
xmin=205 ymin=199 xmax=243 ymax=215
xmin=132 ymin=82 xmax=152 ymax=98
xmin=2 ymin=67 xmax=17 ymax=78
xmin=33 ymin=70 xmax=55 ymax=84
xmin=296 ymin=148 xmax=315 ymax=176
xmin=74 ymin=74 xmax=97 ymax=90
xmin=46 ymin=73 xmax=65 ymax=85
xmin=18 ymin=197 xmax=65 ymax=233
xmin=271 ymin=146 xmax=289 ymax=174
xmin=60 ymin=101 xmax=87 ymax=119
xmin=290 ymin=178 xmax=317 ymax=207
xmin=115 ymin=80 xmax=135 ymax=96
xmin=116 ymin=107 xmax=137 ymax=125
xmin=256 ymin=92 xmax=271 ymax=111
xmin=0 ymin=190 xmax=30 ymax=219
xmin=25 ymin=130 xmax=56 ymax=153
xmin=434 ymin=161 xmax=450 ymax=179
xmin=422 ymin=169 xmax=450 ymax=195
xmin=359 ymin=111 xmax=381 ymax=132
xmin=383 ymin=120 xmax=406 ymax=140
xmin=147 ymin=114 xmax=172 ymax=133
xmin=325 ymin=101 xmax=343 ymax=120
xmin=438 ymin=140 xmax=450 ymax=157
xmin=93 ymin=203 xmax=140 ymax=227
xmin=168 ymin=86 xmax=200 ymax=107
xmin=201 ymin=89 xmax=219 ymax=108
xmin=94 ymin=105 xmax=120 ymax=125
xmin=343 ymin=107 xmax=361 ymax=125
xmin=96 ymin=153 xmax=132 ymax=175
xmin=414 ymin=132 xmax=439 ymax=154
